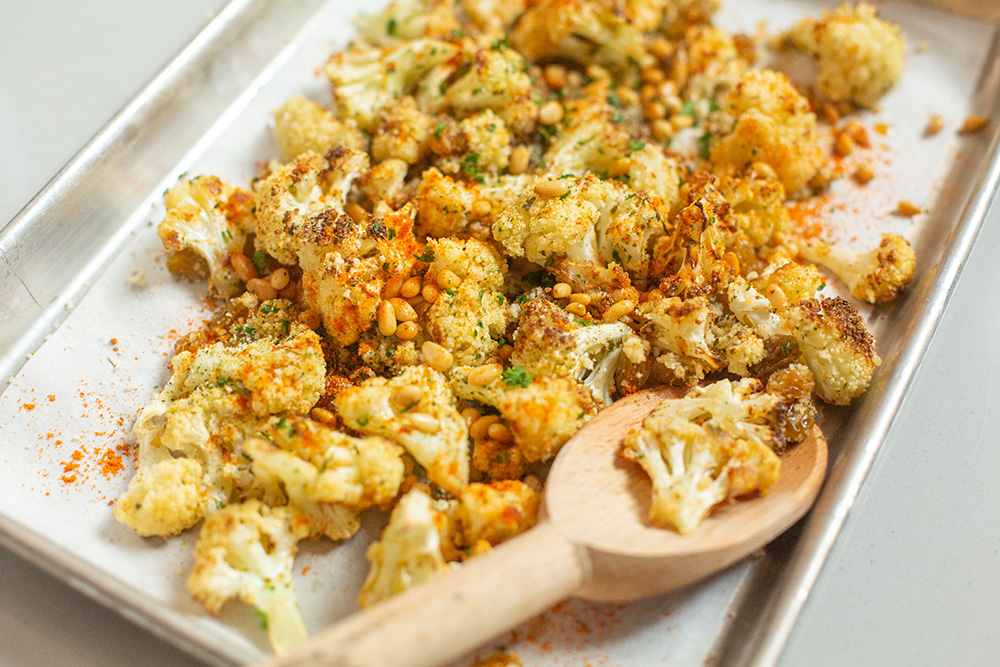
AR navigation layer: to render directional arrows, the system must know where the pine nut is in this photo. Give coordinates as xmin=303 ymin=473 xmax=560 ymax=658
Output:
xmin=408 ymin=413 xmax=440 ymax=433
xmin=651 ymin=119 xmax=673 ymax=141
xmin=378 ymin=300 xmax=397 ymax=336
xmin=552 ymin=282 xmax=572 ymax=299
xmin=533 ymin=180 xmax=569 ymax=199
xmin=345 ymin=202 xmax=369 ymax=225
xmin=467 ymin=363 xmax=503 ymax=386
xmin=641 ymin=67 xmax=665 ymax=84
xmin=609 ymin=157 xmax=631 ymax=177
xmin=231 ymin=252 xmax=258 ymax=282
xmin=640 ymin=83 xmax=658 ymax=104
xmin=853 ymin=162 xmax=875 ymax=184
xmin=246 ymin=278 xmax=277 ymax=301
xmin=603 ymin=299 xmax=636 ymax=322
xmin=421 ymin=283 xmax=441 ymax=303
xmin=897 ymin=200 xmax=921 ymax=216
xmin=643 ymin=102 xmax=667 ymax=121
xmin=834 ymin=132 xmax=854 ymax=157
xmin=925 ymin=114 xmax=944 ymax=136
xmin=616 ymin=86 xmax=639 ymax=107
xmin=400 ymin=276 xmax=422 ymax=299
xmin=649 ymin=37 xmax=675 ymax=60
xmin=310 ymin=407 xmax=337 ymax=426
xmin=646 ymin=288 xmax=664 ymax=301
xmin=722 ymin=251 xmax=740 ymax=274
xmin=487 ymin=422 xmax=514 ymax=444
xmin=461 ymin=407 xmax=481 ymax=426
xmin=470 ymin=415 xmax=500 ymax=441
xmin=543 ymin=64 xmax=568 ymax=89
xmin=389 ymin=297 xmax=417 ymax=322
xmin=845 ymin=122 xmax=870 ymax=147
xmin=395 ymin=321 xmax=419 ymax=340
xmin=508 ymin=146 xmax=530 ymax=175
xmin=670 ymin=114 xmax=694 ymax=130
xmin=269 ymin=267 xmax=290 ymax=290
xmin=472 ymin=199 xmax=492 ymax=217
xmin=569 ymin=293 xmax=591 ymax=306
xmin=565 ymin=302 xmax=587 ymax=317
xmin=297 ymin=309 xmax=321 ymax=330
xmin=383 ymin=274 xmax=404 ymax=299
xmin=497 ymin=344 xmax=514 ymax=362
xmin=539 ymin=101 xmax=564 ymax=125
xmin=585 ymin=64 xmax=609 ymax=81
xmin=436 ymin=269 xmax=461 ymax=290
xmin=421 ymin=341 xmax=454 ymax=372
xmin=278 ymin=281 xmax=297 ymax=300
xmin=961 ymin=115 xmax=990 ymax=133
xmin=393 ymin=385 xmax=422 ymax=409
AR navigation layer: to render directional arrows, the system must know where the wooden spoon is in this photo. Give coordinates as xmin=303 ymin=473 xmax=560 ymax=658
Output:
xmin=263 ymin=386 xmax=828 ymax=667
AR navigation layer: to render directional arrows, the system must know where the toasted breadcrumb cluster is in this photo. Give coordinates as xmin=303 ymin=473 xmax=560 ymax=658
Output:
xmin=116 ymin=0 xmax=916 ymax=653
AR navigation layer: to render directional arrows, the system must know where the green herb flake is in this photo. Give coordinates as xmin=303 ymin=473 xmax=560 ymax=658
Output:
xmin=434 ymin=121 xmax=447 ymax=139
xmin=251 ymin=249 xmax=267 ymax=272
xmin=253 ymin=610 xmax=269 ymax=630
xmin=698 ymin=131 xmax=714 ymax=159
xmin=501 ymin=366 xmax=533 ymax=388
xmin=414 ymin=247 xmax=435 ymax=263
xmin=386 ymin=17 xmax=398 ymax=35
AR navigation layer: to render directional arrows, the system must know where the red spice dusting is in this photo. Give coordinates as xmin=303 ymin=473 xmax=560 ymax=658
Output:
xmin=21 ymin=403 xmax=36 ymax=411
xmin=97 ymin=447 xmax=125 ymax=477
xmin=47 ymin=394 xmax=55 ymax=402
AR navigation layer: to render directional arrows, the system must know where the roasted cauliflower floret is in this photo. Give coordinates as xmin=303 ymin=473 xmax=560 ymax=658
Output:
xmin=622 ymin=378 xmax=795 ymax=534
xmin=681 ymin=24 xmax=748 ymax=101
xmin=253 ymin=148 xmax=369 ymax=265
xmin=509 ymin=298 xmax=632 ymax=405
xmin=418 ymin=38 xmax=533 ymax=118
xmin=413 ymin=168 xmax=533 ymax=238
xmin=460 ymin=110 xmax=512 ymax=174
xmin=272 ymin=95 xmax=366 ymax=162
xmin=113 ymin=457 xmax=208 ymax=537
xmin=458 ymin=480 xmax=541 ymax=546
xmin=798 ymin=233 xmax=915 ymax=304
xmin=158 ymin=175 xmax=255 ymax=298
xmin=637 ymin=295 xmax=724 ymax=383
xmin=787 ymin=2 xmax=906 ymax=109
xmin=359 ymin=488 xmax=450 ymax=607
xmin=355 ymin=0 xmax=461 ymax=46
xmin=509 ymin=0 xmax=645 ymax=69
xmin=458 ymin=0 xmax=527 ymax=31
xmin=335 ymin=366 xmax=470 ymax=494
xmin=187 ymin=500 xmax=308 ymax=654
xmin=453 ymin=368 xmax=599 ymax=462
xmin=784 ymin=297 xmax=881 ymax=405
xmin=325 ymin=39 xmax=459 ymax=131
xmin=710 ymin=69 xmax=824 ymax=194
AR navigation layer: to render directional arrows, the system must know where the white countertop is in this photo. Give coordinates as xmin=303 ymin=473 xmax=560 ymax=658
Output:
xmin=2 ymin=2 xmax=998 ymax=666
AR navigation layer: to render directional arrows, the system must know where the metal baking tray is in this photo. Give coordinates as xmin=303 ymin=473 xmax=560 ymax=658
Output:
xmin=2 ymin=0 xmax=998 ymax=665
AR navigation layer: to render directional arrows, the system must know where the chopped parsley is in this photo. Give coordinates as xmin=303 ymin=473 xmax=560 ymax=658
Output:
xmin=386 ymin=17 xmax=398 ymax=36
xmin=627 ymin=138 xmax=645 ymax=154
xmin=698 ymin=131 xmax=714 ymax=159
xmin=251 ymin=249 xmax=267 ymax=272
xmin=461 ymin=153 xmax=485 ymax=183
xmin=501 ymin=366 xmax=533 ymax=388
xmin=434 ymin=121 xmax=447 ymax=139
xmin=414 ymin=246 xmax=435 ymax=263
xmin=254 ymin=610 xmax=269 ymax=630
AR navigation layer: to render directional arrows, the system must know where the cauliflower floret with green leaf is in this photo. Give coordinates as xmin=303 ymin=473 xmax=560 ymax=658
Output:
xmin=335 ymin=366 xmax=470 ymax=494
xmin=460 ymin=110 xmax=512 ymax=174
xmin=325 ymin=40 xmax=459 ymax=131
xmin=797 ymin=233 xmax=915 ymax=304
xmin=424 ymin=237 xmax=506 ymax=292
xmin=272 ymin=95 xmax=366 ymax=162
xmin=509 ymin=298 xmax=632 ymax=405
xmin=784 ymin=296 xmax=881 ymax=405
xmin=158 ymin=175 xmax=255 ymax=298
xmin=355 ymin=0 xmax=461 ymax=46
xmin=452 ymin=368 xmax=599 ymax=461
xmin=359 ymin=488 xmax=450 ymax=607
xmin=787 ymin=2 xmax=905 ymax=109
xmin=187 ymin=500 xmax=309 ymax=654
xmin=622 ymin=378 xmax=797 ymax=534
xmin=253 ymin=148 xmax=369 ymax=265
xmin=509 ymin=0 xmax=645 ymax=69
xmin=418 ymin=39 xmax=533 ymax=117
xmin=710 ymin=69 xmax=824 ymax=194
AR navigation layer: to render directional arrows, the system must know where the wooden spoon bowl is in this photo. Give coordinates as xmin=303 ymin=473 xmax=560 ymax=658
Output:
xmin=264 ymin=387 xmax=828 ymax=667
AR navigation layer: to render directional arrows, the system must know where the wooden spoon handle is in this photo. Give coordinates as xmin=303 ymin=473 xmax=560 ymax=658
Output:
xmin=263 ymin=522 xmax=587 ymax=667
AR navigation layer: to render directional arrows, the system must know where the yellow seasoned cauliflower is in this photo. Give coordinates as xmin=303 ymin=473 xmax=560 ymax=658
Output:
xmin=637 ymin=295 xmax=724 ymax=383
xmin=272 ymin=95 xmax=366 ymax=162
xmin=359 ymin=488 xmax=450 ymax=607
xmin=253 ymin=148 xmax=369 ymax=265
xmin=460 ymin=110 xmax=512 ymax=174
xmin=622 ymin=378 xmax=792 ymax=534
xmin=784 ymin=296 xmax=881 ymax=405
xmin=681 ymin=25 xmax=748 ymax=101
xmin=355 ymin=0 xmax=461 ymax=46
xmin=458 ymin=0 xmax=527 ymax=32
xmin=335 ymin=366 xmax=470 ymax=494
xmin=413 ymin=168 xmax=534 ymax=238
xmin=113 ymin=457 xmax=208 ymax=537
xmin=787 ymin=2 xmax=906 ymax=109
xmin=158 ymin=175 xmax=255 ymax=298
xmin=710 ymin=69 xmax=824 ymax=194
xmin=325 ymin=39 xmax=459 ymax=131
xmin=187 ymin=500 xmax=309 ymax=654
xmin=371 ymin=97 xmax=435 ymax=165
xmin=509 ymin=0 xmax=645 ymax=69
xmin=798 ymin=233 xmax=915 ymax=304
xmin=457 ymin=479 xmax=541 ymax=546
